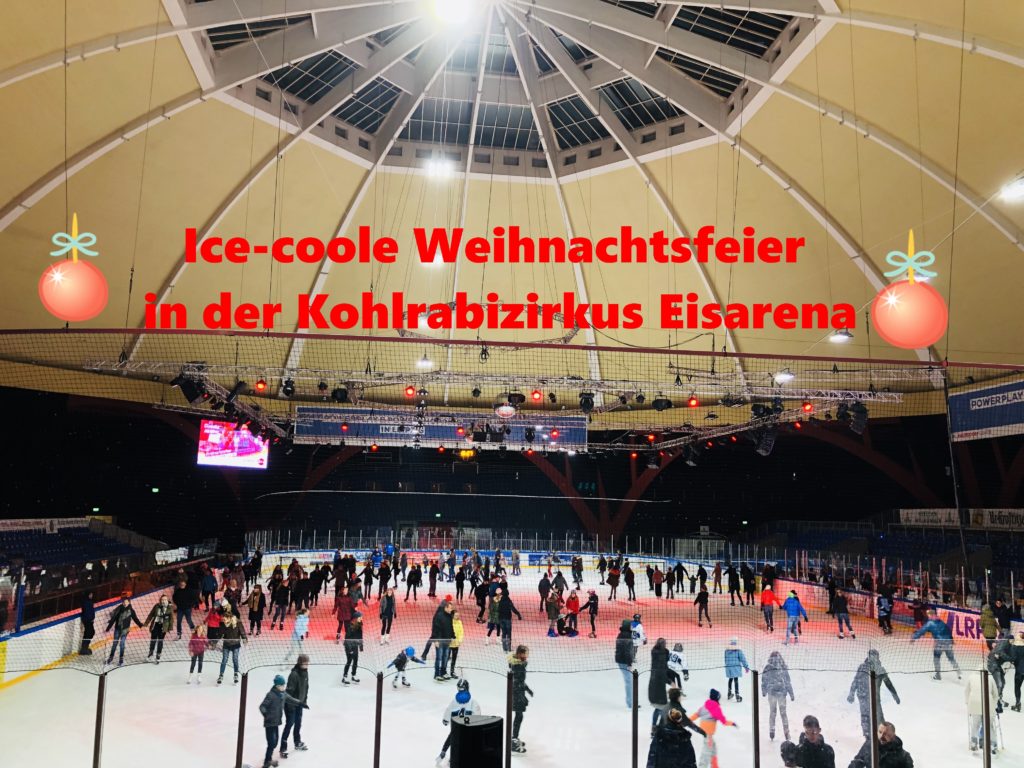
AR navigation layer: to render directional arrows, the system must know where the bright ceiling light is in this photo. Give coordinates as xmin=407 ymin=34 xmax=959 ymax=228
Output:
xmin=417 ymin=352 xmax=433 ymax=369
xmin=999 ymin=174 xmax=1024 ymax=203
xmin=773 ymin=368 xmax=796 ymax=384
xmin=431 ymin=0 xmax=473 ymax=26
xmin=829 ymin=328 xmax=854 ymax=344
xmin=425 ymin=158 xmax=455 ymax=179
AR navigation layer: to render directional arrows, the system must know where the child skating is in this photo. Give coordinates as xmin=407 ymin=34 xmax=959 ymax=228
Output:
xmin=667 ymin=642 xmax=689 ymax=695
xmin=387 ymin=646 xmax=426 ymax=688
xmin=436 ymin=674 xmax=483 ymax=766
xmin=724 ymin=638 xmax=750 ymax=702
xmin=258 ymin=674 xmax=303 ymax=768
xmin=186 ymin=624 xmax=208 ymax=684
xmin=691 ymin=689 xmax=739 ymax=768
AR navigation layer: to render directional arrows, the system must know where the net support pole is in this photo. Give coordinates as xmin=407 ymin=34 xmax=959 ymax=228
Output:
xmin=982 ymin=671 xmax=993 ymax=768
xmin=234 ymin=672 xmax=248 ymax=768
xmin=92 ymin=672 xmax=107 ymax=768
xmin=505 ymin=670 xmax=513 ymax=768
xmin=373 ymin=672 xmax=383 ymax=768
xmin=751 ymin=669 xmax=761 ymax=768
xmin=631 ymin=668 xmax=639 ymax=768
xmin=869 ymin=669 xmax=880 ymax=768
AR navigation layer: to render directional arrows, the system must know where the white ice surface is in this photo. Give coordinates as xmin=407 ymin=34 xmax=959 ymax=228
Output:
xmin=1 ymin=569 xmax=1020 ymax=767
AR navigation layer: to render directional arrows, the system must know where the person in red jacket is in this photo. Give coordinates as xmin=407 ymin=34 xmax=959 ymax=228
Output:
xmin=565 ymin=590 xmax=580 ymax=634
xmin=761 ymin=587 xmax=783 ymax=633
xmin=333 ymin=585 xmax=355 ymax=642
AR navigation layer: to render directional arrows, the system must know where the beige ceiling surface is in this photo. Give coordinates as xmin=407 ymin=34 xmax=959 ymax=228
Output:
xmin=1 ymin=0 xmax=1023 ymax=413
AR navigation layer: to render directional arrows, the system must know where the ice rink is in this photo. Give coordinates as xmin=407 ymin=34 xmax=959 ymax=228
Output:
xmin=1 ymin=565 xmax=1019 ymax=768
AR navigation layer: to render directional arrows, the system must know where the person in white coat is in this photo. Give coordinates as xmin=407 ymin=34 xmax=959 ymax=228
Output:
xmin=437 ymin=675 xmax=483 ymax=766
xmin=965 ymin=674 xmax=1001 ymax=754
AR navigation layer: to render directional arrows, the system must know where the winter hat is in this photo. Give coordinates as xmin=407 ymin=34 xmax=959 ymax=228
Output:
xmin=296 ymin=654 xmax=310 ymax=665
xmin=274 ymin=675 xmax=286 ymax=686
xmin=621 ymin=619 xmax=632 ymax=630
xmin=456 ymin=690 xmax=471 ymax=705
xmin=780 ymin=741 xmax=799 ymax=767
xmin=673 ymin=642 xmax=684 ymax=652
xmin=445 ymin=594 xmax=453 ymax=602
xmin=457 ymin=678 xmax=470 ymax=692
xmin=632 ymin=613 xmax=642 ymax=622
xmin=709 ymin=689 xmax=721 ymax=702
xmin=353 ymin=611 xmax=362 ymax=619
xmin=405 ymin=646 xmax=416 ymax=657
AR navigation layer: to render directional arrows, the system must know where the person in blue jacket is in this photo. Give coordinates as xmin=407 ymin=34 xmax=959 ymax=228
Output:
xmin=782 ymin=591 xmax=808 ymax=646
xmin=911 ymin=609 xmax=962 ymax=680
xmin=724 ymin=637 xmax=750 ymax=702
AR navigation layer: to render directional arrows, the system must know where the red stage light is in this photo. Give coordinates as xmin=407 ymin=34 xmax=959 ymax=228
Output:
xmin=794 ymin=420 xmax=803 ymax=430
xmin=729 ymin=435 xmax=737 ymax=443
xmin=801 ymin=401 xmax=814 ymax=413
xmin=647 ymin=433 xmax=656 ymax=443
xmin=369 ymin=443 xmax=379 ymax=452
xmin=706 ymin=441 xmax=714 ymax=449
xmin=526 ymin=448 xmax=534 ymax=456
xmin=531 ymin=389 xmax=542 ymax=402
xmin=456 ymin=426 xmax=465 ymax=436
xmin=438 ymin=446 xmax=446 ymax=453
xmin=404 ymin=385 xmax=416 ymax=397
xmin=254 ymin=379 xmax=267 ymax=393
xmin=550 ymin=429 xmax=559 ymax=439
xmin=630 ymin=451 xmax=638 ymax=459
xmin=687 ymin=396 xmax=699 ymax=408
xmin=341 ymin=422 xmax=349 ymax=432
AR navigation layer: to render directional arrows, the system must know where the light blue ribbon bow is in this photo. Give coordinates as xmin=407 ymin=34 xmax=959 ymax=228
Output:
xmin=50 ymin=229 xmax=98 ymax=257
xmin=883 ymin=248 xmax=937 ymax=280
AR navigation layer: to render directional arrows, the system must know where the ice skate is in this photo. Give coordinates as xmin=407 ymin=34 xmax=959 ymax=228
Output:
xmin=294 ymin=742 xmax=307 ymax=751
xmin=196 ymin=674 xmax=202 ymax=684
xmin=351 ymin=675 xmax=360 ymax=683
xmin=933 ymin=673 xmax=941 ymax=681
xmin=392 ymin=678 xmax=398 ymax=688
xmin=280 ymin=747 xmax=289 ymax=759
xmin=217 ymin=676 xmax=223 ymax=685
xmin=970 ymin=738 xmax=978 ymax=751
xmin=234 ymin=673 xmax=240 ymax=684
xmin=186 ymin=673 xmax=193 ymax=684
xmin=342 ymin=676 xmax=350 ymax=685
xmin=727 ymin=691 xmax=734 ymax=700
xmin=511 ymin=739 xmax=527 ymax=753
xmin=769 ymin=729 xmax=775 ymax=741
xmin=402 ymin=679 xmax=411 ymax=687
xmin=262 ymin=760 xmax=279 ymax=768
xmin=735 ymin=694 xmax=743 ymax=703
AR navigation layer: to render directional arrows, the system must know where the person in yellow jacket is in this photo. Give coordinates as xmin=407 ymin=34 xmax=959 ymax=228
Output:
xmin=448 ymin=610 xmax=465 ymax=678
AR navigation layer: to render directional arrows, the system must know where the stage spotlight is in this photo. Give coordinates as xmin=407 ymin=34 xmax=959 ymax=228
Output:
xmin=630 ymin=451 xmax=638 ymax=460
xmin=494 ymin=398 xmax=517 ymax=419
xmin=794 ymin=420 xmax=803 ymax=430
xmin=850 ymin=402 xmax=869 ymax=435
xmin=684 ymin=446 xmax=698 ymax=467
xmin=830 ymin=328 xmax=854 ymax=344
xmin=438 ymin=446 xmax=446 ymax=454
xmin=548 ymin=392 xmax=557 ymax=403
xmin=674 ymin=373 xmax=683 ymax=387
xmin=771 ymin=397 xmax=784 ymax=414
xmin=282 ymin=379 xmax=295 ymax=397
xmin=618 ymin=394 xmax=628 ymax=405
xmin=687 ymin=394 xmax=699 ymax=408
xmin=332 ymin=387 xmax=349 ymax=403
xmin=526 ymin=448 xmax=534 ymax=456
xmin=417 ymin=388 xmax=428 ymax=397
xmin=255 ymin=378 xmax=267 ymax=393
xmin=646 ymin=454 xmax=660 ymax=470
xmin=635 ymin=393 xmax=646 ymax=405
xmin=341 ymin=422 xmax=349 ymax=433
xmin=550 ymin=429 xmax=559 ymax=439
xmin=579 ymin=392 xmax=595 ymax=413
xmin=773 ymin=368 xmax=796 ymax=384
xmin=471 ymin=387 xmax=481 ymax=398
xmin=456 ymin=426 xmax=466 ymax=436
xmin=405 ymin=385 xmax=416 ymax=397
xmin=652 ymin=396 xmax=673 ymax=412
xmin=508 ymin=392 xmax=526 ymax=406
xmin=369 ymin=443 xmax=379 ymax=452
xmin=836 ymin=402 xmax=851 ymax=423
xmin=729 ymin=435 xmax=738 ymax=443
xmin=525 ymin=427 xmax=535 ymax=444
xmin=706 ymin=440 xmax=714 ymax=449
xmin=801 ymin=401 xmax=814 ymax=413
xmin=209 ymin=398 xmax=223 ymax=411
xmin=173 ymin=376 xmax=208 ymax=405
xmin=531 ymin=390 xmax=543 ymax=402
xmin=647 ymin=433 xmax=656 ymax=443
xmin=226 ymin=381 xmax=247 ymax=403
xmin=755 ymin=428 xmax=777 ymax=457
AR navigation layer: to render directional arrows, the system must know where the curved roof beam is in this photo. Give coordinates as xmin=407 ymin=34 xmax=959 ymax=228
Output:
xmin=0 ymin=5 xmax=424 ymax=232
xmin=671 ymin=2 xmax=1024 ymax=69
xmin=184 ymin=0 xmax=417 ymax=28
xmin=514 ymin=12 xmax=936 ymax=363
xmin=503 ymin=2 xmax=749 ymax=385
xmin=282 ymin=34 xmax=468 ymax=373
xmin=128 ymin=20 xmax=437 ymax=360
xmin=509 ymin=0 xmax=1024 ymax=251
xmin=494 ymin=5 xmax=602 ymax=388
xmin=0 ymin=2 xmax=422 ymax=90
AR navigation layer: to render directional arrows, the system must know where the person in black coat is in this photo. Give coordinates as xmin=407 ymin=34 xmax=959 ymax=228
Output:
xmin=538 ymin=575 xmax=551 ymax=612
xmin=430 ymin=601 xmax=455 ymax=681
xmin=792 ymin=715 xmax=835 ymax=768
xmin=509 ymin=645 xmax=532 ymax=753
xmin=694 ymin=585 xmax=712 ymax=628
xmin=646 ymin=704 xmax=704 ymax=768
xmin=848 ymin=721 xmax=914 ymax=768
xmin=342 ymin=613 xmax=363 ymax=684
xmin=624 ymin=566 xmax=637 ymax=601
xmin=172 ymin=579 xmax=196 ymax=639
xmin=582 ymin=589 xmax=599 ymax=637
xmin=105 ymin=594 xmax=143 ymax=666
xmin=726 ymin=566 xmax=741 ymax=606
xmin=79 ymin=591 xmax=96 ymax=655
xmin=649 ymin=638 xmax=670 ymax=729
xmin=281 ymin=654 xmax=310 ymax=757
xmin=260 ymin=675 xmax=304 ymax=768
xmin=615 ymin=620 xmax=636 ymax=708
xmin=741 ymin=563 xmax=755 ymax=605
xmin=497 ymin=592 xmax=523 ymax=652
xmin=474 ymin=581 xmax=490 ymax=623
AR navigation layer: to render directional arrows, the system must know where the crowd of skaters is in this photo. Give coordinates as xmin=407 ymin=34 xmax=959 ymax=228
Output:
xmin=71 ymin=545 xmax=1024 ymax=767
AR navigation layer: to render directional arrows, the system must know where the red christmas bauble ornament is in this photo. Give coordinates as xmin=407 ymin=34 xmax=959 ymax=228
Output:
xmin=38 ymin=260 xmax=108 ymax=322
xmin=870 ymin=278 xmax=947 ymax=350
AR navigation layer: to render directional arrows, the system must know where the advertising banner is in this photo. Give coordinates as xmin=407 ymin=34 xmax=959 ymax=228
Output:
xmin=967 ymin=509 xmax=1024 ymax=531
xmin=949 ymin=379 xmax=1024 ymax=441
xmin=898 ymin=509 xmax=959 ymax=528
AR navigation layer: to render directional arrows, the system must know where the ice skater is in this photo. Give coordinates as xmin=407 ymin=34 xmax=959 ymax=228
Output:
xmin=509 ymin=645 xmax=533 ymax=753
xmin=583 ymin=589 xmax=599 ymax=638
xmin=667 ymin=642 xmax=689 ymax=694
xmin=217 ymin=607 xmax=247 ymax=684
xmin=847 ymin=649 xmax=901 ymax=738
xmin=760 ymin=651 xmax=794 ymax=741
xmin=187 ymin=624 xmax=208 ymax=684
xmin=280 ymin=654 xmax=310 ymax=758
xmin=834 ymin=590 xmax=855 ymax=639
xmin=283 ymin=607 xmax=308 ymax=664
xmin=105 ymin=592 xmax=143 ymax=667
xmin=387 ymin=646 xmax=426 ymax=688
xmin=342 ymin=611 xmax=363 ymax=684
xmin=143 ymin=593 xmax=174 ymax=663
xmin=965 ymin=673 xmax=1001 ymax=754
xmin=247 ymin=584 xmax=267 ymax=636
xmin=694 ymin=584 xmax=712 ymax=627
xmin=649 ymin=638 xmax=670 ymax=730
xmin=379 ymin=586 xmax=396 ymax=644
xmin=615 ymin=619 xmax=637 ymax=709
xmin=760 ymin=587 xmax=782 ymax=633
xmin=436 ymin=676 xmax=483 ymax=766
xmin=911 ymin=609 xmax=962 ymax=680
xmin=781 ymin=590 xmax=807 ymax=645
xmin=631 ymin=612 xmax=647 ymax=653
xmin=691 ymin=689 xmax=739 ymax=768
xmin=647 ymin=695 xmax=707 ymax=767
xmin=724 ymin=638 xmax=749 ymax=702
xmin=876 ymin=593 xmax=894 ymax=635
xmin=258 ymin=674 xmax=303 ymax=768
